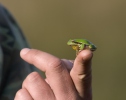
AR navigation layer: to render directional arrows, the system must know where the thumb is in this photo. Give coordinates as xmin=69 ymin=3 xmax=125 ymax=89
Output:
xmin=70 ymin=50 xmax=93 ymax=99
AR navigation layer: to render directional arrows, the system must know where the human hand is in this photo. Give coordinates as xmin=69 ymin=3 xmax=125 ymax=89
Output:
xmin=14 ymin=48 xmax=93 ymax=100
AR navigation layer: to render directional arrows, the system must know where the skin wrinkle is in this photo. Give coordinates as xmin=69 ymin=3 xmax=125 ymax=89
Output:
xmin=45 ymin=59 xmax=66 ymax=84
xmin=77 ymin=55 xmax=92 ymax=76
xmin=61 ymin=59 xmax=82 ymax=100
xmin=69 ymin=50 xmax=92 ymax=100
xmin=46 ymin=61 xmax=78 ymax=100
xmin=61 ymin=62 xmax=79 ymax=100
xmin=22 ymin=49 xmax=76 ymax=100
xmin=47 ymin=58 xmax=64 ymax=72
xmin=81 ymin=71 xmax=92 ymax=99
xmin=78 ymin=61 xmax=92 ymax=81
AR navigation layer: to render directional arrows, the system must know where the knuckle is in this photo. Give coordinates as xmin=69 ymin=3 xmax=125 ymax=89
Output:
xmin=46 ymin=58 xmax=67 ymax=75
xmin=23 ymin=72 xmax=41 ymax=88
xmin=26 ymin=72 xmax=40 ymax=82
xmin=48 ymin=58 xmax=63 ymax=70
xmin=22 ymin=72 xmax=40 ymax=87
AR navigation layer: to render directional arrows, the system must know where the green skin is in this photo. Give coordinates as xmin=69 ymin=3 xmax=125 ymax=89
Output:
xmin=67 ymin=39 xmax=97 ymax=55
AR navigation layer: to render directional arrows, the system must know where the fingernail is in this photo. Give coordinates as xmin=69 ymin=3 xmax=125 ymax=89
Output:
xmin=21 ymin=48 xmax=30 ymax=55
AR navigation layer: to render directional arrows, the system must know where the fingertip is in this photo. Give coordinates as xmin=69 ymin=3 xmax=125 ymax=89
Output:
xmin=71 ymin=50 xmax=93 ymax=82
xmin=15 ymin=88 xmax=33 ymax=100
xmin=77 ymin=50 xmax=93 ymax=62
xmin=70 ymin=50 xmax=93 ymax=98
xmin=20 ymin=48 xmax=30 ymax=57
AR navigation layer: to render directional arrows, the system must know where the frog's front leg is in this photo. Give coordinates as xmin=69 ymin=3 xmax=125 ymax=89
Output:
xmin=76 ymin=44 xmax=85 ymax=56
xmin=79 ymin=43 xmax=85 ymax=51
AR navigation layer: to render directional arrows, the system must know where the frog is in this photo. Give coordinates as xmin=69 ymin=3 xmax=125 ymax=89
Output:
xmin=67 ymin=39 xmax=97 ymax=55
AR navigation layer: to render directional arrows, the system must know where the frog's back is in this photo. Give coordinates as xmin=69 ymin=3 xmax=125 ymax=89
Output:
xmin=74 ymin=39 xmax=97 ymax=51
xmin=74 ymin=39 xmax=90 ymax=44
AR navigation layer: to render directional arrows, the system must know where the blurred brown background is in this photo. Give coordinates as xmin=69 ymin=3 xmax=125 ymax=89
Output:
xmin=1 ymin=0 xmax=126 ymax=100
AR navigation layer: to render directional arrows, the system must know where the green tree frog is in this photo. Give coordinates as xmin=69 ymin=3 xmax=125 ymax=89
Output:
xmin=67 ymin=39 xmax=97 ymax=55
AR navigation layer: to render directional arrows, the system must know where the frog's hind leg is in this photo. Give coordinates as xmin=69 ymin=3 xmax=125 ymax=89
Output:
xmin=89 ymin=45 xmax=96 ymax=51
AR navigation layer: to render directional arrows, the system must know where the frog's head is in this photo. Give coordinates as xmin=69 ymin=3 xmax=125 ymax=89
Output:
xmin=67 ymin=39 xmax=78 ymax=46
xmin=67 ymin=39 xmax=79 ymax=51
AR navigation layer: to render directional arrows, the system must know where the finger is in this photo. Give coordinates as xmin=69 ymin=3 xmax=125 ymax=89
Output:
xmin=70 ymin=50 xmax=93 ymax=99
xmin=61 ymin=59 xmax=74 ymax=71
xmin=20 ymin=48 xmax=78 ymax=99
xmin=14 ymin=88 xmax=33 ymax=100
xmin=22 ymin=72 xmax=55 ymax=100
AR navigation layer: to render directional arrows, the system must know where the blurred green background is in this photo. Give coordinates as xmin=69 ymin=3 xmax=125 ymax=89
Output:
xmin=1 ymin=0 xmax=126 ymax=100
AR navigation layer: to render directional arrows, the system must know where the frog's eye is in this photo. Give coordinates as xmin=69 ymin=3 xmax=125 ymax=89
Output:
xmin=72 ymin=40 xmax=82 ymax=44
xmin=71 ymin=40 xmax=76 ymax=43
xmin=73 ymin=41 xmax=82 ymax=44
